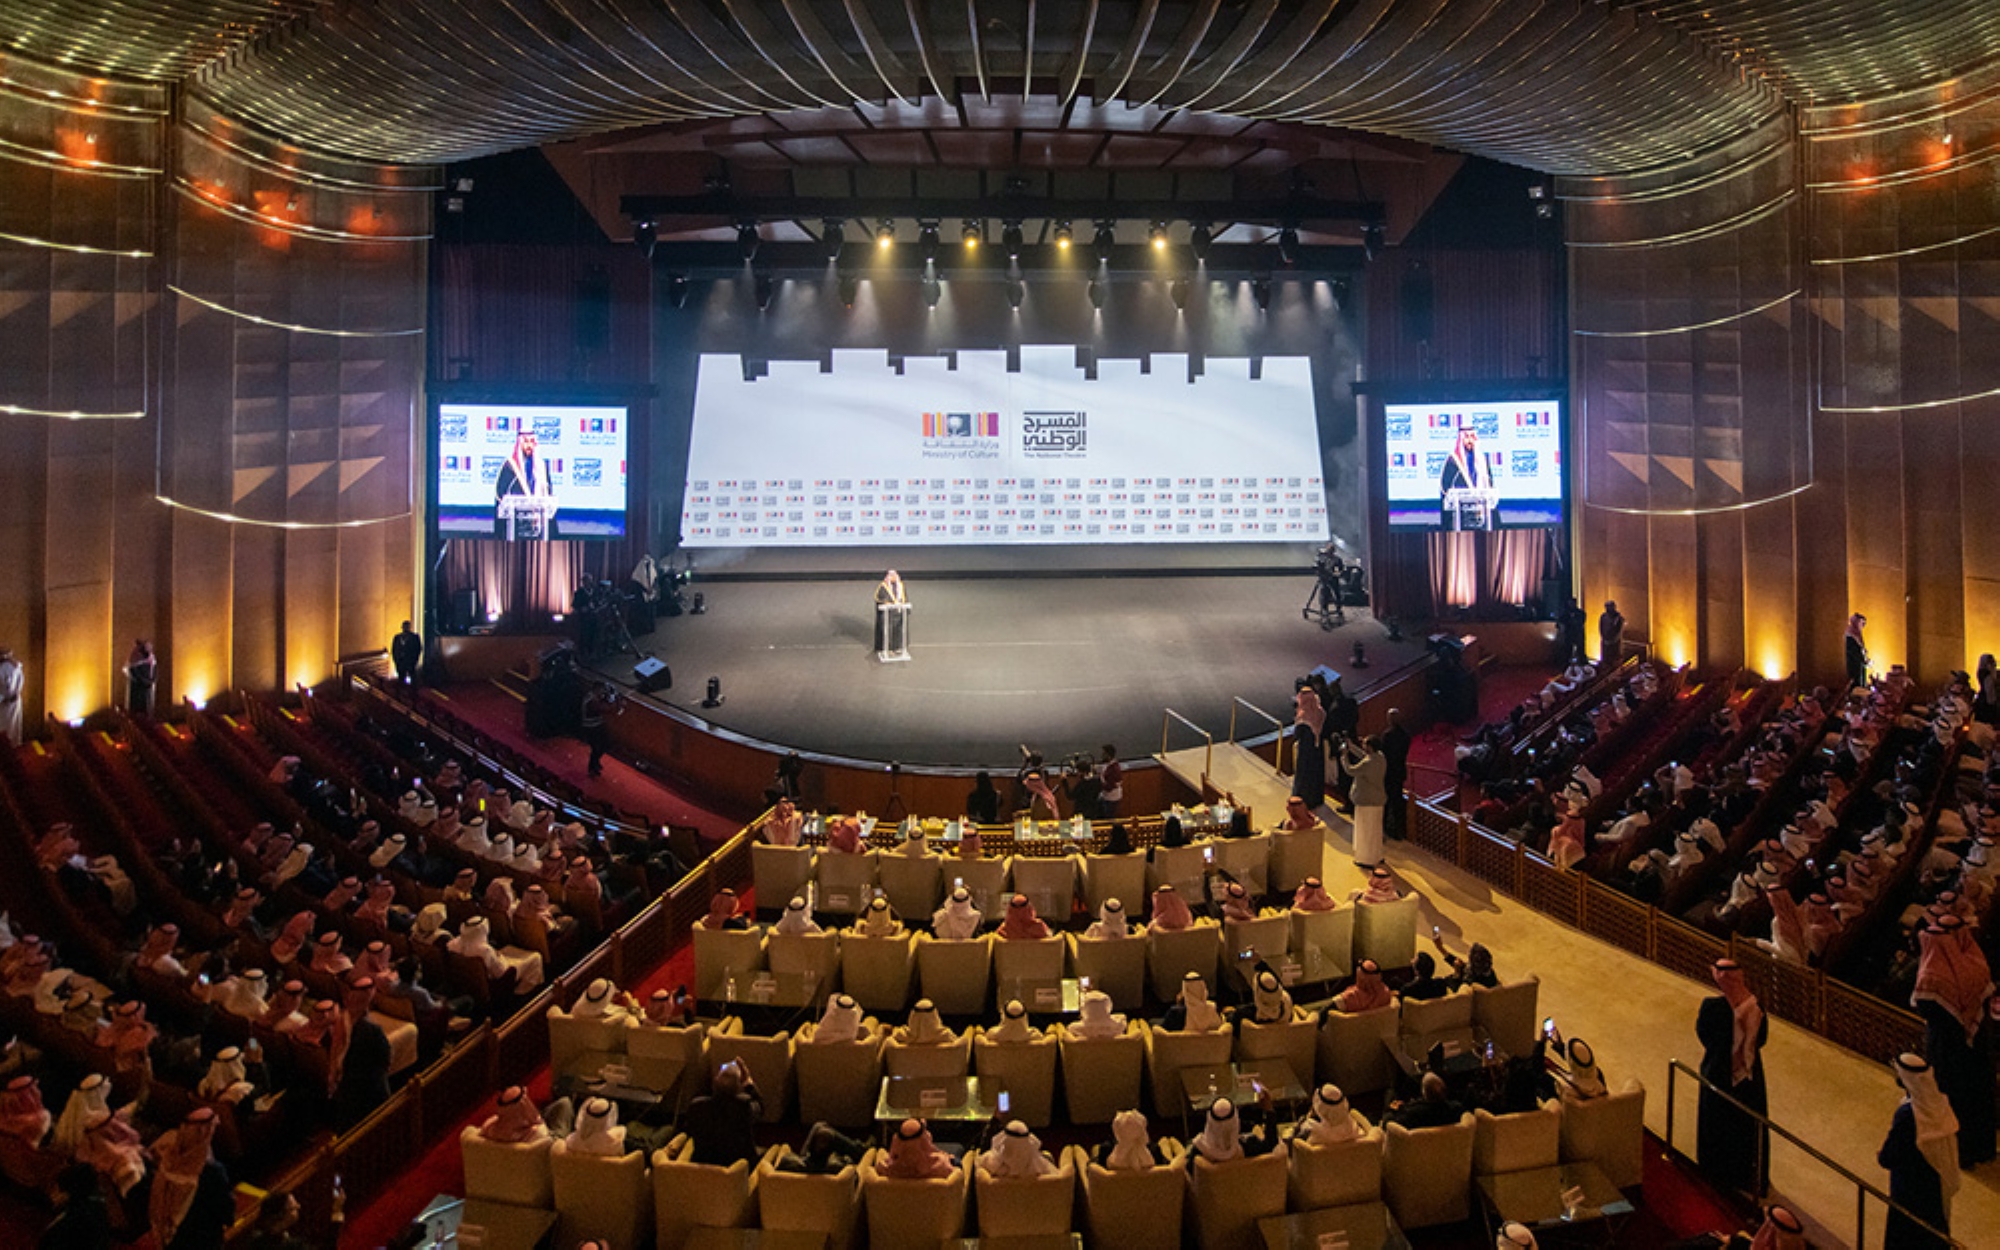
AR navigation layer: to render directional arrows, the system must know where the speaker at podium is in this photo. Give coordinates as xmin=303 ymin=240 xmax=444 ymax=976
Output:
xmin=632 ymin=656 xmax=673 ymax=694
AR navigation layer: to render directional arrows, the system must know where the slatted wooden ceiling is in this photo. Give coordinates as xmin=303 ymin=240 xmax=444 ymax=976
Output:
xmin=0 ymin=0 xmax=1995 ymax=172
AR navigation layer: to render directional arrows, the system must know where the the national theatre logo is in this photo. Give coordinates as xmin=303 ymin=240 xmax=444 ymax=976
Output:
xmin=920 ymin=411 xmax=1001 ymax=462
xmin=1022 ymin=411 xmax=1087 ymax=458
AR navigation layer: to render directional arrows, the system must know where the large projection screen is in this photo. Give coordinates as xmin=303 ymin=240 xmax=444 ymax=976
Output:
xmin=436 ymin=402 xmax=630 ymax=538
xmin=1381 ymin=398 xmax=1565 ymax=530
xmin=680 ymin=347 xmax=1328 ymax=548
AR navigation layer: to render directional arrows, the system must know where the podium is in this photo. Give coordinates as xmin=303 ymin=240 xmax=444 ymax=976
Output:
xmin=1442 ymin=486 xmax=1498 ymax=532
xmin=876 ymin=602 xmax=911 ymax=662
xmin=497 ymin=494 xmax=557 ymax=540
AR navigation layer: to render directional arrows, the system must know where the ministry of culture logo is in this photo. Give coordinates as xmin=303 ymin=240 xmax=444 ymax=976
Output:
xmin=922 ymin=412 xmax=998 ymax=438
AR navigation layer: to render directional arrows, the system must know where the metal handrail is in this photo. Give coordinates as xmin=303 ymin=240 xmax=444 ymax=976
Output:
xmin=1228 ymin=696 xmax=1288 ymax=774
xmin=1160 ymin=708 xmax=1213 ymax=783
xmin=1664 ymin=1058 xmax=1960 ymax=1249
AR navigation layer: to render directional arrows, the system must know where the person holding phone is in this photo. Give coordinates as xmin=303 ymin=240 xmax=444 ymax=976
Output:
xmin=681 ymin=1059 xmax=762 ymax=1166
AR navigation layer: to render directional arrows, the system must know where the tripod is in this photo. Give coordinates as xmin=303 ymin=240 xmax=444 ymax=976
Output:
xmin=1301 ymin=573 xmax=1346 ymax=630
xmin=597 ymin=597 xmax=642 ymax=660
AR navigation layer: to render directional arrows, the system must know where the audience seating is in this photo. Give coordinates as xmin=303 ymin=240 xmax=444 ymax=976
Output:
xmin=1287 ymin=1119 xmax=1385 ymax=1212
xmin=991 ymin=931 xmax=1065 ymax=996
xmin=1213 ymin=832 xmax=1272 ymax=896
xmin=1267 ymin=827 xmax=1324 ymax=894
xmin=858 ymin=1150 xmax=970 ymax=1250
xmin=764 ymin=929 xmax=839 ymax=1004
xmin=1146 ymin=922 xmax=1222 ymax=1000
xmin=1079 ymin=1140 xmax=1187 ymax=1250
xmin=875 ymin=851 xmax=943 ymax=919
xmin=548 ymin=1003 xmax=631 ymax=1077
xmin=1351 ymin=896 xmax=1420 ymax=969
xmin=1234 ymin=1007 xmax=1318 ymax=1093
xmin=693 ymin=926 xmax=767 ymax=1000
xmin=1316 ymin=1004 xmax=1400 ymax=1096
xmin=650 ymin=1133 xmax=757 ymax=1250
xmin=884 ymin=1029 xmax=973 ymax=1081
xmin=1471 ymin=976 xmax=1540 ymax=1059
xmin=1473 ymin=1101 xmax=1563 ymax=1177
xmin=974 ymin=1145 xmax=1079 ymax=1237
xmin=1009 ymin=854 xmax=1080 ymax=922
xmin=1057 ymin=1021 xmax=1146 ymax=1124
xmin=792 ymin=1022 xmax=885 ymax=1129
xmin=549 ymin=1136 xmax=652 ymax=1250
xmin=1142 ymin=1021 xmax=1235 ymax=1119
xmin=1382 ymin=1113 xmax=1475 ymax=1229
xmin=1288 ymin=906 xmax=1354 ymax=982
xmin=751 ymin=843 xmax=815 ymax=915
xmin=755 ymin=1147 xmax=862 ymax=1250
xmin=1222 ymin=912 xmax=1291 ymax=974
xmin=627 ymin=1021 xmax=707 ymax=1111
xmin=459 ymin=1127 xmax=556 ymax=1211
xmin=1559 ymin=1080 xmax=1648 ymax=1189
xmin=1080 ymin=851 xmax=1149 ymax=917
xmin=1190 ymin=1146 xmax=1290 ymax=1250
xmin=948 ymin=857 xmax=1010 ymax=916
xmin=839 ymin=930 xmax=917 ymax=1012
xmin=1399 ymin=988 xmax=1474 ymax=1040
xmin=1067 ymin=931 xmax=1148 ymax=1011
xmin=973 ymin=1025 xmax=1060 ymax=1127
xmin=815 ymin=851 xmax=878 ymax=916
xmin=1148 ymin=845 xmax=1208 ymax=898
xmin=705 ymin=1018 xmax=794 ymax=1124
xmin=915 ymin=934 xmax=993 ymax=1015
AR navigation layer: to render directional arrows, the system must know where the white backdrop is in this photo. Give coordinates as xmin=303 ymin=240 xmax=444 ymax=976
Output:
xmin=681 ymin=347 xmax=1328 ymax=548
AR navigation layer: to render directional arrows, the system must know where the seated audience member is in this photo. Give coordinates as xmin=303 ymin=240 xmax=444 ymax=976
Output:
xmin=478 ymin=1086 xmax=549 ymax=1143
xmin=641 ymin=987 xmax=694 ymax=1028
xmin=571 ymin=978 xmax=641 ymax=1025
xmin=1185 ymin=1095 xmax=1280 ymax=1165
xmin=775 ymin=1122 xmax=869 ymax=1175
xmin=810 ymin=994 xmax=867 ymax=1044
xmin=894 ymin=1000 xmax=956 ymax=1047
xmin=931 ymin=887 xmax=982 ymax=939
xmin=1220 ymin=882 xmax=1258 ymax=923
xmin=1739 ymin=1204 xmax=1808 ymax=1250
xmin=1248 ymin=969 xmax=1294 ymax=1023
xmin=135 ymin=924 xmax=186 ymax=977
xmin=242 ymin=1190 xmax=313 ymax=1250
xmin=77 ymin=1110 xmax=147 ymax=1200
xmin=1401 ymin=952 xmax=1450 ymax=1001
xmin=1294 ymin=1084 xmax=1365 ymax=1145
xmin=0 ymin=1074 xmax=52 ymax=1145
xmin=760 ymin=798 xmax=804 ymax=847
xmin=1552 ymin=1038 xmax=1607 ymax=1101
xmin=854 ymin=897 xmax=903 ymax=939
xmin=824 ymin=817 xmax=865 ymax=855
xmin=1387 ymin=1072 xmax=1464 ymax=1129
xmin=773 ymin=895 xmax=821 ymax=936
xmin=197 ymin=1046 xmax=258 ymax=1104
xmin=1757 ymin=885 xmax=1810 ymax=965
xmin=988 ymin=1000 xmax=1040 ymax=1043
xmin=1352 ymin=866 xmax=1400 ymax=905
xmin=997 ymin=894 xmax=1049 ymax=940
xmin=333 ymin=979 xmax=393 ymax=1127
xmin=215 ymin=968 xmax=271 ymax=1022
xmin=1096 ymin=1108 xmax=1166 ymax=1170
xmin=149 ymin=1106 xmax=231 ymax=1250
xmin=1279 ymin=795 xmax=1325 ymax=833
xmin=979 ymin=1120 xmax=1057 ymax=1177
xmin=1498 ymin=1222 xmax=1539 ymax=1250
xmin=267 ymin=912 xmax=317 ymax=967
xmin=1085 ymin=898 xmax=1136 ymax=939
xmin=1067 ymin=990 xmax=1127 ymax=1040
xmin=878 ymin=1117 xmax=955 ymax=1179
xmin=1149 ymin=884 xmax=1196 ymax=932
xmin=447 ymin=915 xmax=543 ymax=992
xmin=681 ymin=1060 xmax=762 ymax=1166
xmin=41 ymin=1163 xmax=114 ymax=1248
xmin=1327 ymin=959 xmax=1394 ymax=1014
xmin=564 ymin=1097 xmax=627 ymax=1156
xmin=1547 ymin=807 xmax=1586 ymax=871
xmin=700 ymin=889 xmax=749 ymax=932
xmin=261 ymin=980 xmax=309 ymax=1034
xmin=1442 ymin=941 xmax=1499 ymax=991
xmin=1163 ymin=972 xmax=1226 ymax=1033
xmin=309 ymin=932 xmax=352 ymax=977
xmin=1291 ymin=877 xmax=1338 ymax=912
xmin=52 ymin=1073 xmax=119 ymax=1155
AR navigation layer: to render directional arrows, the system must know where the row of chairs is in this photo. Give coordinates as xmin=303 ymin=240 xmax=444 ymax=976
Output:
xmin=693 ymin=897 xmax=1422 ymax=1016
xmin=753 ymin=829 xmax=1326 ymax=923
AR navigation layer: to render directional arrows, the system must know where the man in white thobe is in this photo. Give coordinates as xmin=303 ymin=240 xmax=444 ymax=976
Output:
xmin=0 ymin=649 xmax=22 ymax=745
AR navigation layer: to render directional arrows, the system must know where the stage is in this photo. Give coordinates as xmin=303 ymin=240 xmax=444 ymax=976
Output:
xmin=588 ymin=573 xmax=1428 ymax=769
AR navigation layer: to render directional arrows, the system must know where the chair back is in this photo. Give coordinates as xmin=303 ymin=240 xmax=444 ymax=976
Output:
xmin=547 ymin=1006 xmax=630 ymax=1077
xmin=1145 ymin=922 xmax=1222 ymax=1001
xmin=1147 ymin=845 xmax=1208 ymax=897
xmin=1267 ymin=827 xmax=1324 ymax=893
xmin=1189 ymin=1148 xmax=1289 ymax=1250
xmin=756 ymin=1153 xmax=862 ymax=1250
xmin=1067 ymin=933 xmax=1147 ymax=1011
xmin=992 ymin=932 xmax=1066 ymax=998
xmin=974 ymin=1150 xmax=1078 ymax=1237
xmin=1558 ymin=1079 xmax=1647 ymax=1189
xmin=549 ymin=1138 xmax=652 ymax=1250
xmin=1212 ymin=832 xmax=1272 ymax=895
xmin=1142 ymin=1021 xmax=1235 ymax=1118
xmin=815 ymin=850 xmax=880 ymax=916
xmin=876 ymin=852 xmax=943 ymax=919
xmin=752 ymin=843 xmax=816 ymax=915
xmin=459 ymin=1128 xmax=554 ymax=1210
xmin=885 ymin=1032 xmax=973 ymax=1081
xmin=946 ymin=857 xmax=1011 ymax=916
xmin=651 ymin=1134 xmax=755 ymax=1250
xmin=1079 ymin=1143 xmax=1187 ymax=1250
xmin=705 ymin=1021 xmax=795 ymax=1124
xmin=765 ymin=930 xmax=840 ymax=1004
xmin=1057 ymin=1025 xmax=1145 ymax=1124
xmin=794 ymin=1025 xmax=886 ymax=1129
xmin=1008 ymin=855 xmax=1079 ymax=924
xmin=1316 ymin=1003 xmax=1400 ymax=1095
xmin=1080 ymin=852 xmax=1148 ymax=917
xmin=1222 ymin=913 xmax=1291 ymax=974
xmin=1473 ymin=1102 xmax=1562 ymax=1176
xmin=859 ymin=1151 xmax=969 ymax=1250
xmin=693 ymin=926 xmax=767 ymax=999
xmin=1288 ymin=906 xmax=1355 ymax=983
xmin=1471 ymin=975 xmax=1540 ymax=1059
xmin=1381 ymin=1114 xmax=1475 ymax=1229
xmin=1399 ymin=990 xmax=1474 ymax=1039
xmin=1233 ymin=1011 xmax=1317 ymax=1093
xmin=916 ymin=934 xmax=992 ymax=1016
xmin=1351 ymin=896 xmax=1419 ymax=970
xmin=1287 ymin=1123 xmax=1384 ymax=1211
xmin=973 ymin=1029 xmax=1059 ymax=1127
xmin=838 ymin=931 xmax=916 ymax=1013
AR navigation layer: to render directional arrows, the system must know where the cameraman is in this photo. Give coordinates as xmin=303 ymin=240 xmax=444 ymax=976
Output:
xmin=580 ymin=682 xmax=624 ymax=778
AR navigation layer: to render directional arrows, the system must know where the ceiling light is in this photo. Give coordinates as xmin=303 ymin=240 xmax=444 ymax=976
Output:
xmin=822 ymin=218 xmax=844 ymax=262
xmin=634 ymin=221 xmax=656 ymax=259
xmin=918 ymin=220 xmax=939 ymax=264
xmin=1190 ymin=223 xmax=1213 ymax=261
xmin=1277 ymin=225 xmax=1300 ymax=266
xmin=736 ymin=222 xmax=759 ymax=261
xmin=1053 ymin=221 xmax=1073 ymax=250
xmin=1252 ymin=278 xmax=1271 ymax=311
xmin=876 ymin=219 xmax=895 ymax=249
xmin=1087 ymin=278 xmax=1105 ymax=309
xmin=1170 ymin=279 xmax=1189 ymax=310
xmin=1150 ymin=222 xmax=1170 ymax=251
xmin=667 ymin=275 xmax=688 ymax=308
xmin=1092 ymin=221 xmax=1116 ymax=266
xmin=1002 ymin=221 xmax=1024 ymax=261
xmin=962 ymin=220 xmax=982 ymax=249
xmin=1006 ymin=277 xmax=1024 ymax=310
xmin=923 ymin=275 xmax=941 ymax=308
xmin=754 ymin=274 xmax=774 ymax=310
xmin=838 ymin=275 xmax=858 ymax=308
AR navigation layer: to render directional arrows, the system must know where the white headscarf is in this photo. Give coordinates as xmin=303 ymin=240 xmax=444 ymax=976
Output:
xmin=219 ymin=969 xmax=269 ymax=1020
xmin=270 ymin=842 xmax=312 ymax=887
xmin=450 ymin=915 xmax=495 ymax=958
xmin=512 ymin=841 xmax=541 ymax=874
xmin=1564 ymin=1039 xmax=1607 ymax=1099
xmin=980 ymin=1120 xmax=1056 ymax=1177
xmin=566 ymin=1096 xmax=626 ymax=1156
xmin=1301 ymin=1084 xmax=1360 ymax=1145
xmin=1071 ymin=990 xmax=1126 ymax=1040
xmin=932 ymin=888 xmax=982 ymax=939
xmin=897 ymin=1000 xmax=952 ymax=1046
xmin=367 ymin=834 xmax=406 ymax=870
xmin=774 ymin=896 xmax=821 ymax=936
xmin=573 ymin=978 xmax=624 ymax=1020
xmin=856 ymin=898 xmax=901 ymax=938
xmin=1251 ymin=970 xmax=1292 ymax=1023
xmin=1192 ymin=1098 xmax=1242 ymax=1162
xmin=458 ymin=818 xmax=491 ymax=857
xmin=1105 ymin=1109 xmax=1154 ymax=1170
xmin=1497 ymin=1222 xmax=1538 ymax=1250
xmin=1178 ymin=973 xmax=1224 ymax=1033
xmin=197 ymin=1047 xmax=254 ymax=1103
xmin=814 ymin=994 xmax=864 ymax=1044
xmin=1086 ymin=898 xmax=1131 ymax=939
xmin=989 ymin=999 xmax=1038 ymax=1043
xmin=1895 ymin=1053 xmax=1961 ymax=1200
xmin=53 ymin=1073 xmax=111 ymax=1154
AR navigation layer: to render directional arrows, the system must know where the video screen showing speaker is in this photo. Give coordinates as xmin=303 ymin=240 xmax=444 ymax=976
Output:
xmin=1381 ymin=398 xmax=1564 ymax=531
xmin=436 ymin=401 xmax=629 ymax=539
xmin=679 ymin=347 xmax=1329 ymax=548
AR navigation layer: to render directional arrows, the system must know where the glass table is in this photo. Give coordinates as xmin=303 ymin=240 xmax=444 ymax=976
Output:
xmin=1257 ymin=1201 xmax=1410 ymax=1250
xmin=1476 ymin=1160 xmax=1634 ymax=1242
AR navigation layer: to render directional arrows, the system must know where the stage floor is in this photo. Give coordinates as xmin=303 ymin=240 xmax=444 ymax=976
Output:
xmin=590 ymin=574 xmax=1425 ymax=768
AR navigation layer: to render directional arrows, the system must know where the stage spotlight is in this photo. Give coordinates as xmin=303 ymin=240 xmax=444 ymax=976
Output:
xmin=876 ymin=219 xmax=895 ymax=249
xmin=1535 ymin=201 xmax=1554 ymax=219
xmin=1053 ymin=220 xmax=1073 ymax=250
xmin=736 ymin=221 xmax=760 ymax=261
xmin=667 ymin=274 xmax=688 ymax=308
xmin=1362 ymin=221 xmax=1384 ymax=261
xmin=1251 ymin=277 xmax=1271 ymax=311
xmin=923 ymin=275 xmax=942 ymax=307
xmin=1092 ymin=220 xmax=1116 ymax=266
xmin=1149 ymin=222 xmax=1170 ymax=251
xmin=1277 ymin=224 xmax=1300 ymax=266
xmin=918 ymin=220 xmax=940 ymax=264
xmin=1001 ymin=220 xmax=1024 ymax=261
xmin=633 ymin=220 xmax=656 ymax=259
xmin=838 ymin=274 xmax=858 ymax=308
xmin=1170 ymin=279 xmax=1189 ymax=310
xmin=1087 ymin=277 xmax=1105 ymax=309
xmin=961 ymin=219 xmax=982 ymax=249
xmin=1526 ymin=184 xmax=1547 ymax=200
xmin=1190 ymin=222 xmax=1213 ymax=260
xmin=821 ymin=218 xmax=845 ymax=262
xmin=702 ymin=676 xmax=724 ymax=709
xmin=1331 ymin=277 xmax=1350 ymax=307
xmin=1006 ymin=277 xmax=1024 ymax=310
xmin=754 ymin=274 xmax=775 ymax=311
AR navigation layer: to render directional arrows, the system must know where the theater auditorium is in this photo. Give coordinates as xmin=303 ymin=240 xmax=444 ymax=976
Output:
xmin=0 ymin=4 xmax=1996 ymax=1248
